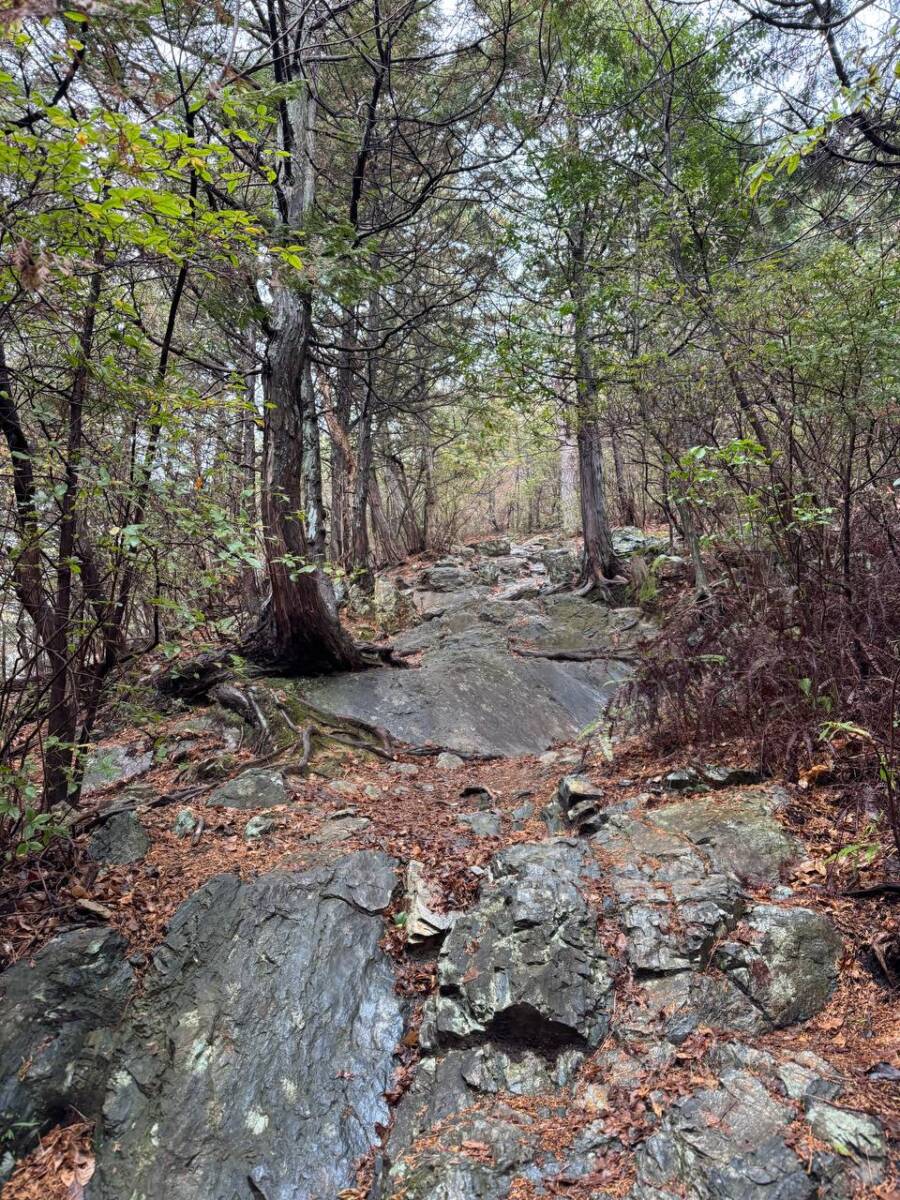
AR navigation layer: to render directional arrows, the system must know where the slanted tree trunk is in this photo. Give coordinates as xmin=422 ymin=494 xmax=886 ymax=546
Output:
xmin=389 ymin=455 xmax=425 ymax=554
xmin=244 ymin=27 xmax=361 ymax=674
xmin=245 ymin=293 xmax=362 ymax=672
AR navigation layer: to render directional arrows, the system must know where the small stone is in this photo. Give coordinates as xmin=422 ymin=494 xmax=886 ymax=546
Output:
xmin=662 ymin=768 xmax=702 ymax=792
xmin=772 ymin=885 xmax=795 ymax=900
xmin=458 ymin=811 xmax=501 ymax=837
xmin=310 ymin=814 xmax=372 ymax=844
xmin=328 ymin=779 xmax=357 ymax=797
xmin=210 ymin=769 xmax=287 ymax=810
xmin=167 ymin=738 xmax=197 ymax=763
xmin=436 ymin=752 xmax=465 ymax=770
xmin=701 ymin=764 xmax=763 ymax=787
xmin=511 ymin=801 xmax=535 ymax=829
xmin=805 ymin=1100 xmax=886 ymax=1160
xmin=575 ymin=1082 xmax=610 ymax=1114
xmin=496 ymin=580 xmax=541 ymax=601
xmin=459 ymin=785 xmax=493 ymax=809
xmin=389 ymin=762 xmax=419 ymax=777
xmin=88 ymin=811 xmax=150 ymax=865
xmin=557 ymin=749 xmax=584 ymax=768
xmin=416 ymin=565 xmax=470 ymax=592
xmin=538 ymin=750 xmax=559 ymax=765
xmin=245 ymin=814 xmax=276 ymax=840
xmin=541 ymin=798 xmax=566 ymax=834
xmin=363 ymin=784 xmax=382 ymax=799
xmin=474 ymin=537 xmax=511 ymax=557
xmin=558 ymin=776 xmax=606 ymax=833
xmin=867 ymin=1062 xmax=900 ymax=1083
xmin=558 ymin=775 xmax=604 ymax=809
xmin=405 ymin=861 xmax=453 ymax=944
xmin=172 ymin=809 xmax=198 ymax=838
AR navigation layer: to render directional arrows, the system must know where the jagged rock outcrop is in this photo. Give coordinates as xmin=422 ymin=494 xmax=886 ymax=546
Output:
xmin=89 ymin=852 xmax=402 ymax=1200
xmin=420 ymin=841 xmax=612 ymax=1052
xmin=631 ymin=1068 xmax=849 ymax=1199
xmin=383 ymin=841 xmax=612 ymax=1186
xmin=381 ymin=792 xmax=877 ymax=1198
xmin=0 ymin=928 xmax=133 ymax=1160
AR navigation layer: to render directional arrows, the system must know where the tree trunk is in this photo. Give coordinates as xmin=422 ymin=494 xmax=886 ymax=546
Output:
xmin=369 ymin=468 xmax=403 ymax=565
xmin=422 ymin=445 xmax=436 ymax=550
xmin=240 ymin=369 xmax=261 ymax=610
xmin=244 ymin=28 xmax=361 ymax=674
xmin=245 ymin=294 xmax=362 ymax=672
xmin=610 ymin=427 xmax=637 ymax=526
xmin=676 ymin=497 xmax=710 ymax=600
xmin=330 ymin=311 xmax=356 ymax=565
xmin=350 ymin=402 xmax=374 ymax=591
xmin=301 ymin=359 xmax=326 ymax=561
xmin=570 ymin=209 xmax=621 ymax=585
xmin=350 ymin=274 xmax=381 ymax=592
xmin=390 ymin=456 xmax=424 ymax=554
xmin=578 ymin=419 xmax=621 ymax=584
xmin=559 ymin=421 xmax=580 ymax=533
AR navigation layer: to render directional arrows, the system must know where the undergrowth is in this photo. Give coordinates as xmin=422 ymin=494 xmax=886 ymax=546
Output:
xmin=620 ymin=515 xmax=900 ymax=849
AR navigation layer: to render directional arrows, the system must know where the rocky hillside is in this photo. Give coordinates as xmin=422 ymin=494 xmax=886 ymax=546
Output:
xmin=1 ymin=535 xmax=897 ymax=1200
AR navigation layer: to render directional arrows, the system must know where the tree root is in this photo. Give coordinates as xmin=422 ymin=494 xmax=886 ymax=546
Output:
xmin=507 ymin=640 xmax=637 ymax=663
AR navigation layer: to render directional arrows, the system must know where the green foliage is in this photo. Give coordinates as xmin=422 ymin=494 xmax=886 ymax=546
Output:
xmin=0 ymin=769 xmax=67 ymax=860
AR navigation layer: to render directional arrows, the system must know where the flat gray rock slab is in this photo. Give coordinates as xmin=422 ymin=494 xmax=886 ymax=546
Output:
xmin=90 ymin=852 xmax=401 ymax=1200
xmin=300 ymin=594 xmax=647 ymax=755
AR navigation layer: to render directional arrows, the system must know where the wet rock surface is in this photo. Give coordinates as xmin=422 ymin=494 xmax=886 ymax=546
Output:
xmin=9 ymin=776 xmax=881 ymax=1200
xmin=380 ymin=791 xmax=880 ymax=1198
xmin=301 ymin=592 xmax=650 ymax=755
xmin=10 ymin=542 xmax=889 ymax=1199
xmin=0 ymin=928 xmax=133 ymax=1158
xmin=421 ymin=841 xmax=612 ymax=1051
xmin=89 ymin=852 xmax=402 ymax=1200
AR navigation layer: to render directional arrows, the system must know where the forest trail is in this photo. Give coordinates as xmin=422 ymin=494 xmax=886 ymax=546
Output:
xmin=1 ymin=534 xmax=898 ymax=1200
